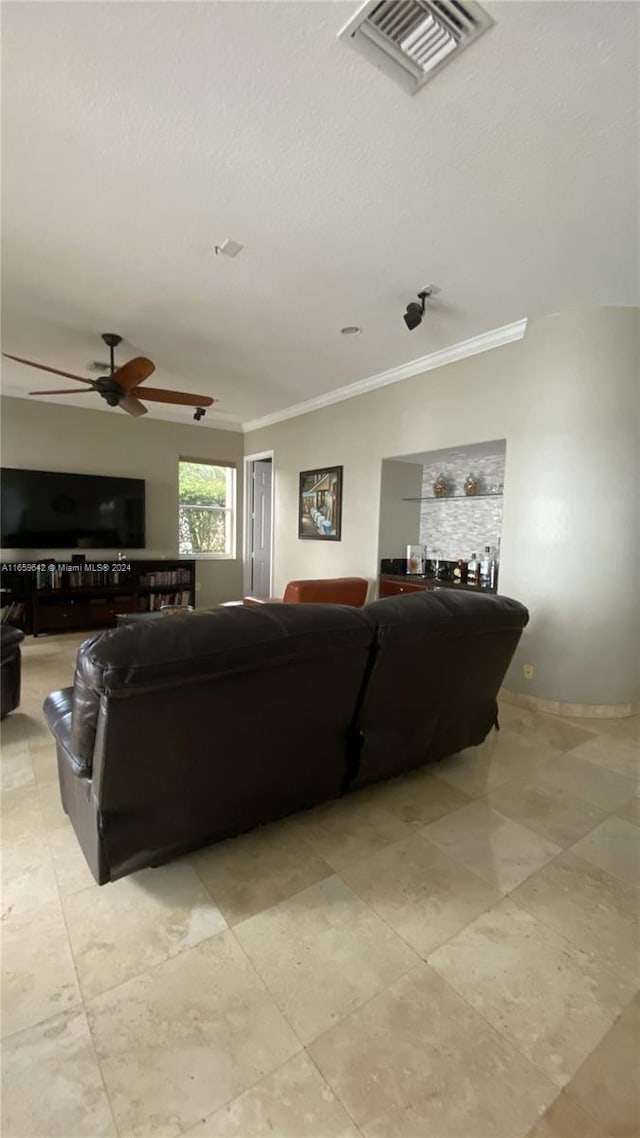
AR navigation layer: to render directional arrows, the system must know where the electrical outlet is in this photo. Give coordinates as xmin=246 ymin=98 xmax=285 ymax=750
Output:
xmin=523 ymin=664 xmax=534 ymax=680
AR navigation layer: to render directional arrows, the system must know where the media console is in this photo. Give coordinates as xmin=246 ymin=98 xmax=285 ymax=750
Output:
xmin=0 ymin=559 xmax=196 ymax=636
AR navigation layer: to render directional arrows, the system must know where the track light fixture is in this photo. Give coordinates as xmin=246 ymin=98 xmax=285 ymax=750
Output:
xmin=403 ymin=286 xmax=434 ymax=331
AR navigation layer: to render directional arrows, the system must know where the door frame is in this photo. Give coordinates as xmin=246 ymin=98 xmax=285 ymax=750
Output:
xmin=243 ymin=450 xmax=275 ymax=596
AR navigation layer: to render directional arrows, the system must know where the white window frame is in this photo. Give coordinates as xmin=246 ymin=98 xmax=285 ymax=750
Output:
xmin=178 ymin=459 xmax=237 ymax=560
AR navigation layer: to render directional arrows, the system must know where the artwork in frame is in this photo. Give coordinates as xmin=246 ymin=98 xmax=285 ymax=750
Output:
xmin=298 ymin=466 xmax=343 ymax=541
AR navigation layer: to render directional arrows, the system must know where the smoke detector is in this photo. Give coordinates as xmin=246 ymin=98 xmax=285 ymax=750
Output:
xmin=339 ymin=0 xmax=494 ymax=95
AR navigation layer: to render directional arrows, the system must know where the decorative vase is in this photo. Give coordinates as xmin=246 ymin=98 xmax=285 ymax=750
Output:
xmin=464 ymin=474 xmax=479 ymax=496
xmin=433 ymin=473 xmax=449 ymax=498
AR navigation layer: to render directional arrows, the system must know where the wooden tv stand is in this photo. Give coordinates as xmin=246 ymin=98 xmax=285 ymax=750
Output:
xmin=1 ymin=559 xmax=195 ymax=636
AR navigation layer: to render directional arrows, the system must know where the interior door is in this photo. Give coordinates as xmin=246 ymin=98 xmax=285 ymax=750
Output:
xmin=250 ymin=459 xmax=272 ymax=596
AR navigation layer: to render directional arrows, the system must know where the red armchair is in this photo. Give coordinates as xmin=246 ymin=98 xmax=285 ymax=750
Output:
xmin=243 ymin=577 xmax=368 ymax=607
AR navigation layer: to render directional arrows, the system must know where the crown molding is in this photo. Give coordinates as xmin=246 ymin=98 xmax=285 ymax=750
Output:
xmin=242 ymin=318 xmax=528 ymax=433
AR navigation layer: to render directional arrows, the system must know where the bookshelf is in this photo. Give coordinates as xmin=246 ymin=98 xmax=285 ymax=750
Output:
xmin=0 ymin=559 xmax=196 ymax=636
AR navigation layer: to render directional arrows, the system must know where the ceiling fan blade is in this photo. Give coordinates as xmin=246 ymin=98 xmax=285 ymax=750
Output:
xmin=2 ymin=353 xmax=96 ymax=384
xmin=119 ymin=394 xmax=148 ymax=417
xmin=134 ymin=386 xmax=215 ymax=407
xmin=113 ymin=357 xmax=155 ymax=390
xmin=29 ymin=387 xmax=96 ymax=395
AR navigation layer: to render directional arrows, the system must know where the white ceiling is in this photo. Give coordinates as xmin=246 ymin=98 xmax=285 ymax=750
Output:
xmin=1 ymin=1 xmax=638 ymax=432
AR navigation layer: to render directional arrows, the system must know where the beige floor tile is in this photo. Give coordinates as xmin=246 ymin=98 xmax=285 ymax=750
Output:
xmin=485 ymin=774 xmax=608 ymax=847
xmin=64 ymin=859 xmax=228 ymax=998
xmin=310 ymin=963 xmax=556 ymax=1138
xmin=1 ymin=1007 xmax=117 ymax=1138
xmin=569 ymin=733 xmax=639 ymax=781
xmin=428 ymin=898 xmax=635 ymax=1088
xmin=0 ymin=731 xmax=34 ymax=755
xmin=1 ymin=899 xmax=82 ymax=1038
xmin=288 ymin=788 xmax=415 ymax=874
xmin=234 ymin=875 xmax=418 ymax=1044
xmin=616 ymin=794 xmax=640 ymax=826
xmin=0 ymin=745 xmax=34 ymax=791
xmin=29 ymin=739 xmax=59 ymax=784
xmin=87 ymin=930 xmax=301 ymax=1138
xmin=511 ymin=850 xmax=640 ymax=982
xmin=1 ymin=785 xmax=59 ymax=920
xmin=1 ymin=709 xmax=49 ymax=748
xmin=363 ymin=765 xmax=471 ymax=828
xmin=191 ymin=818 xmax=332 ymax=926
xmin=49 ymin=823 xmax=98 ymax=897
xmin=570 ymin=816 xmax=640 ymax=888
xmin=338 ymin=832 xmax=500 ymax=957
xmin=3 ymin=710 xmax=52 ymax=747
xmin=532 ymin=750 xmax=638 ymax=812
xmin=433 ymin=729 xmax=561 ymax=798
xmin=183 ymin=1052 xmax=360 ymax=1138
xmin=37 ymin=777 xmax=69 ymax=831
xmin=526 ymin=1094 xmax=607 ymax=1138
xmin=500 ymin=706 xmax=597 ymax=752
xmin=588 ymin=714 xmax=640 ymax=743
xmin=422 ymin=801 xmax=562 ymax=894
xmin=564 ymin=993 xmax=640 ymax=1137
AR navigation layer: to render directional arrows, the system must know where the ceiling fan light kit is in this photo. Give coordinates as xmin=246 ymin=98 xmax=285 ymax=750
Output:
xmin=2 ymin=333 xmax=216 ymax=422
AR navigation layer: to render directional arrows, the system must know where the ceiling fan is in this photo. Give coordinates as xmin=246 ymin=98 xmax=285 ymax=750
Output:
xmin=2 ymin=333 xmax=216 ymax=421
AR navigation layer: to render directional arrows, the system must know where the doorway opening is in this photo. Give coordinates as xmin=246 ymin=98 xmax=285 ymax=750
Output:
xmin=243 ymin=451 xmax=274 ymax=597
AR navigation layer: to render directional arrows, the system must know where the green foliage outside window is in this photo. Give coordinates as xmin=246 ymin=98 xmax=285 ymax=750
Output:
xmin=178 ymin=462 xmax=233 ymax=555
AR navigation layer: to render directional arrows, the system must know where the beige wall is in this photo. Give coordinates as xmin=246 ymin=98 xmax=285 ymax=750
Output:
xmin=378 ymin=460 xmax=422 ymax=562
xmin=246 ymin=308 xmax=640 ymax=707
xmin=0 ymin=397 xmax=244 ymax=608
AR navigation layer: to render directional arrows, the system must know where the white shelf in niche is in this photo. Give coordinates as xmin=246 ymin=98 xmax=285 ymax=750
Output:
xmin=402 ymin=493 xmax=504 ymax=502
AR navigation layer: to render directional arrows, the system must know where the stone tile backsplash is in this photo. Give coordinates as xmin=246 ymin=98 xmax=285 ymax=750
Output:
xmin=419 ymin=450 xmax=505 ymax=562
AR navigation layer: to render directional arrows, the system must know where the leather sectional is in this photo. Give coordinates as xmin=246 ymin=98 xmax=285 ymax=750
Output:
xmin=43 ymin=590 xmax=528 ymax=884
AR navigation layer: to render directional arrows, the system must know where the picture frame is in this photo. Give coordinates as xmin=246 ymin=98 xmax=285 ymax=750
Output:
xmin=298 ymin=466 xmax=343 ymax=541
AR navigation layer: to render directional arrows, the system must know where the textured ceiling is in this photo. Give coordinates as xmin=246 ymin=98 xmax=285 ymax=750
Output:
xmin=1 ymin=1 xmax=638 ymax=431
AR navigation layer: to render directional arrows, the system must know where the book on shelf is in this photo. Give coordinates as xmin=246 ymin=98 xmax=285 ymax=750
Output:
xmin=140 ymin=568 xmax=192 ymax=588
xmin=1 ymin=600 xmax=27 ymax=625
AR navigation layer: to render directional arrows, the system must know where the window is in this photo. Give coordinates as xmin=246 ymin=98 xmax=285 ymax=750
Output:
xmin=178 ymin=460 xmax=236 ymax=557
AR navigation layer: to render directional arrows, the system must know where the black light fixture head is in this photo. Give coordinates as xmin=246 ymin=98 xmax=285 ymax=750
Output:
xmin=403 ymin=287 xmax=433 ymax=331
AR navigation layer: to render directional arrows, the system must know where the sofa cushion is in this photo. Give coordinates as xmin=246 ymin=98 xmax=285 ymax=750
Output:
xmin=69 ymin=604 xmax=374 ymax=771
xmin=350 ymin=589 xmax=529 ymax=787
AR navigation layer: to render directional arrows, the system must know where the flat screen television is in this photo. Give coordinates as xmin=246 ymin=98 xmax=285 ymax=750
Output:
xmin=1 ymin=468 xmax=146 ymax=549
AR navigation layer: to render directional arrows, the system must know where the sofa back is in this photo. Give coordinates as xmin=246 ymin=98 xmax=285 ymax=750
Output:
xmin=282 ymin=577 xmax=368 ymax=606
xmin=70 ymin=603 xmax=374 ymax=879
xmin=350 ymin=590 xmax=529 ymax=789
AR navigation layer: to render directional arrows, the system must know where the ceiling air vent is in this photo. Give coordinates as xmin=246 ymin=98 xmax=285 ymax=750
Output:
xmin=339 ymin=0 xmax=494 ymax=94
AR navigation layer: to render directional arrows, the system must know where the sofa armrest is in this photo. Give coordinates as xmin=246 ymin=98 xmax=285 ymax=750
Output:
xmin=43 ymin=689 xmax=91 ymax=777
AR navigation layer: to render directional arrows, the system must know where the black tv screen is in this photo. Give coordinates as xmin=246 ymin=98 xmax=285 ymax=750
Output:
xmin=1 ymin=468 xmax=146 ymax=549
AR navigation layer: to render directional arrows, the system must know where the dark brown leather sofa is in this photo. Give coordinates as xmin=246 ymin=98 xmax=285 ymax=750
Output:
xmin=1 ymin=625 xmax=25 ymax=719
xmin=44 ymin=591 xmax=528 ymax=884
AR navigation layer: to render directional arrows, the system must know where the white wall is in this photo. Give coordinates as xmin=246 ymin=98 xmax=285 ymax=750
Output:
xmin=378 ymin=460 xmax=422 ymax=561
xmin=245 ymin=308 xmax=640 ymax=707
xmin=0 ymin=397 xmax=244 ymax=608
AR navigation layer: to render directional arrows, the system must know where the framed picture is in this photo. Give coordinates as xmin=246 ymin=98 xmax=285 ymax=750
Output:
xmin=298 ymin=466 xmax=343 ymax=541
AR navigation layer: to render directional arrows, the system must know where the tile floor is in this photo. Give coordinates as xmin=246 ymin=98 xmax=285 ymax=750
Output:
xmin=1 ymin=632 xmax=639 ymax=1138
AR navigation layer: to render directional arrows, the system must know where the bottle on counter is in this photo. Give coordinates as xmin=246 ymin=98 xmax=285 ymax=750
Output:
xmin=453 ymin=558 xmax=468 ymax=584
xmin=489 ymin=547 xmax=499 ymax=590
xmin=467 ymin=552 xmax=479 ymax=586
xmin=480 ymin=546 xmax=492 ymax=589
